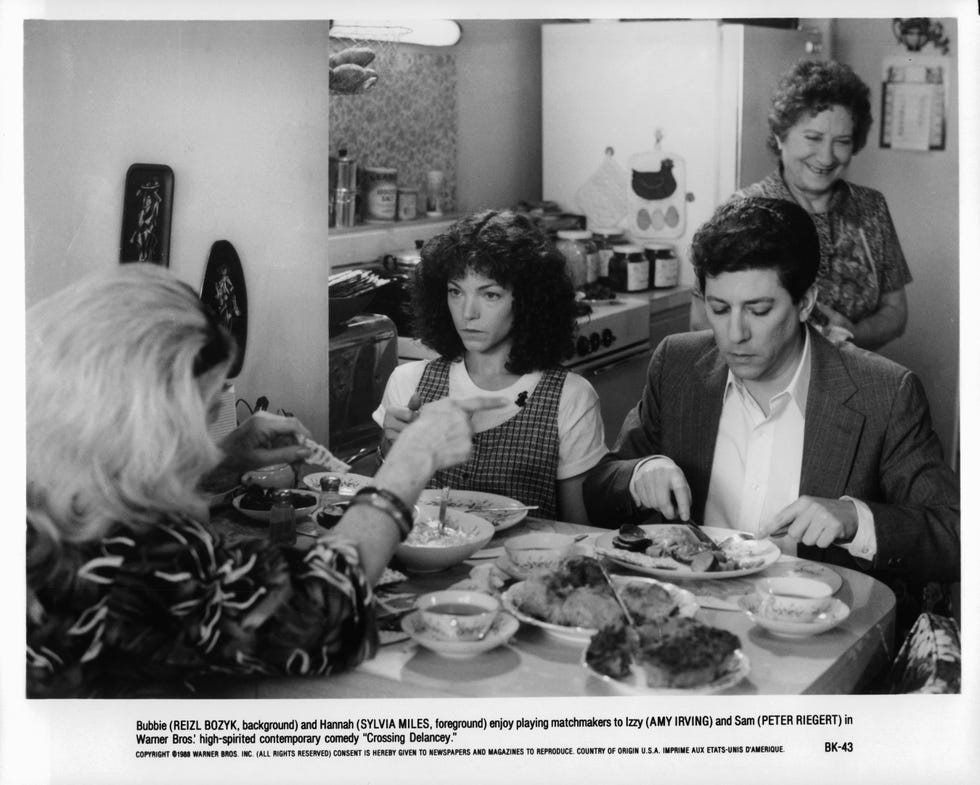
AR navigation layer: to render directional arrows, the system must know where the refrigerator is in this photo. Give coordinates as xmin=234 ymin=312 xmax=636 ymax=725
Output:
xmin=542 ymin=20 xmax=819 ymax=287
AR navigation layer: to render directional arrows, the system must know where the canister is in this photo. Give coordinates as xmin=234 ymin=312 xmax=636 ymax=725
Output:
xmin=556 ymin=230 xmax=598 ymax=288
xmin=608 ymin=244 xmax=649 ymax=292
xmin=592 ymin=229 xmax=627 ymax=278
xmin=364 ymin=166 xmax=398 ymax=222
xmin=397 ymin=188 xmax=418 ymax=221
xmin=334 ymin=188 xmax=357 ymax=228
xmin=426 ymin=170 xmax=445 ymax=216
xmin=644 ymin=243 xmax=680 ymax=288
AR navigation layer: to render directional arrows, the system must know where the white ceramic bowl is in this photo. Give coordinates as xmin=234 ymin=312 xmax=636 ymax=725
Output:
xmin=394 ymin=505 xmax=495 ymax=573
xmin=504 ymin=532 xmax=575 ymax=575
xmin=758 ymin=576 xmax=833 ymax=623
xmin=415 ymin=590 xmax=500 ymax=641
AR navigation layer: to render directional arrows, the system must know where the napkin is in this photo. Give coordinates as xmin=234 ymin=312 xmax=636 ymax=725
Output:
xmin=448 ymin=562 xmax=508 ymax=595
xmin=358 ymin=641 xmax=417 ymax=679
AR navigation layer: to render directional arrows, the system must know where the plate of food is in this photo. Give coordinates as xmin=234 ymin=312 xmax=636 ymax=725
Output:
xmin=416 ymin=489 xmax=529 ymax=532
xmin=584 ymin=617 xmax=749 ymax=694
xmin=595 ymin=524 xmax=780 ymax=580
xmin=232 ymin=487 xmax=320 ymax=522
xmin=500 ymin=556 xmax=698 ymax=645
xmin=302 ymin=472 xmax=373 ymax=495
xmin=577 ymin=281 xmax=619 ymax=305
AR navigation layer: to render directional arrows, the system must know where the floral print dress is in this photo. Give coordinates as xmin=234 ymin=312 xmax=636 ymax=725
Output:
xmin=26 ymin=515 xmax=377 ymax=697
xmin=737 ymin=170 xmax=913 ymax=327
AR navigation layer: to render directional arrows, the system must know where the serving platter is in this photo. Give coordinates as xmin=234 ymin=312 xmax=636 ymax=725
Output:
xmin=231 ymin=489 xmax=320 ymax=522
xmin=416 ymin=489 xmax=528 ymax=531
xmin=501 ymin=576 xmax=699 ymax=645
xmin=494 ymin=543 xmax=589 ymax=580
xmin=738 ymin=595 xmax=851 ymax=639
xmin=583 ymin=649 xmax=750 ymax=695
xmin=594 ymin=525 xmax=780 ymax=580
xmin=401 ymin=611 xmax=519 ymax=659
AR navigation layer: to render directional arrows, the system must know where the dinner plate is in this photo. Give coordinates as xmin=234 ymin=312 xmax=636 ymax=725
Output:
xmin=738 ymin=595 xmax=851 ymax=638
xmin=493 ymin=544 xmax=588 ymax=580
xmin=400 ymin=611 xmax=519 ymax=659
xmin=416 ymin=489 xmax=528 ymax=532
xmin=594 ymin=525 xmax=780 ymax=580
xmin=231 ymin=490 xmax=320 ymax=522
xmin=500 ymin=577 xmax=699 ymax=645
xmin=302 ymin=472 xmax=373 ymax=495
xmin=583 ymin=649 xmax=750 ymax=695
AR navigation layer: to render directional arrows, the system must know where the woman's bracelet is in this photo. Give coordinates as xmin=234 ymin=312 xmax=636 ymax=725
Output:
xmin=349 ymin=486 xmax=414 ymax=541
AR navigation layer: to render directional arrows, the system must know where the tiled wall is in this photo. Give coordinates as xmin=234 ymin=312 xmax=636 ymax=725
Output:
xmin=330 ymin=44 xmax=457 ymax=215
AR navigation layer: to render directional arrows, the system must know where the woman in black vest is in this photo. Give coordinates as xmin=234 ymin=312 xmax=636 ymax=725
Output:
xmin=374 ymin=210 xmax=607 ymax=523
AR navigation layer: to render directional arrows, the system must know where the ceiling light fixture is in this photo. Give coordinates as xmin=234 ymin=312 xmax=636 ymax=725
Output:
xmin=329 ymin=19 xmax=461 ymax=48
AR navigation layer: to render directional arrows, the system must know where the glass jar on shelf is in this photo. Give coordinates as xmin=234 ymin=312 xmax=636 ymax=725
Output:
xmin=608 ymin=243 xmax=649 ymax=292
xmin=556 ymin=230 xmax=599 ymax=288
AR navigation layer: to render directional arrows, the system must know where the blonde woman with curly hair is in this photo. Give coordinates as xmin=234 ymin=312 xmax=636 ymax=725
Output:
xmin=27 ymin=263 xmax=502 ymax=697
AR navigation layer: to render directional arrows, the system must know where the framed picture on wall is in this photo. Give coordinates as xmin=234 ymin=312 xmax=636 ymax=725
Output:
xmin=200 ymin=239 xmax=248 ymax=379
xmin=119 ymin=163 xmax=174 ymax=265
xmin=879 ymin=56 xmax=949 ymax=151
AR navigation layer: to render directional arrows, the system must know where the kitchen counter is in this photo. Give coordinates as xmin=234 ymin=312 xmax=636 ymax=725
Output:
xmin=645 ymin=284 xmax=693 ymax=313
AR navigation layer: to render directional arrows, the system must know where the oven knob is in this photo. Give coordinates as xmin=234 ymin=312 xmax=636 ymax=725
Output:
xmin=589 ymin=332 xmax=601 ymax=352
xmin=601 ymin=328 xmax=616 ymax=347
xmin=576 ymin=336 xmax=591 ymax=356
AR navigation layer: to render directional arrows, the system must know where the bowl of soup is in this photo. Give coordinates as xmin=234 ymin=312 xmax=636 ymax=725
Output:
xmin=415 ymin=590 xmax=500 ymax=641
xmin=394 ymin=505 xmax=494 ymax=573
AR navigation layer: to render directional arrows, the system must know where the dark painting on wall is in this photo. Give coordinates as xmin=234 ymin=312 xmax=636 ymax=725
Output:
xmin=119 ymin=163 xmax=174 ymax=265
xmin=200 ymin=239 xmax=248 ymax=379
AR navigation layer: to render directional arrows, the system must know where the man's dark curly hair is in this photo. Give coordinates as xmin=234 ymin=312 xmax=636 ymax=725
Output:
xmin=690 ymin=197 xmax=819 ymax=303
xmin=767 ymin=59 xmax=873 ymax=156
xmin=410 ymin=209 xmax=577 ymax=374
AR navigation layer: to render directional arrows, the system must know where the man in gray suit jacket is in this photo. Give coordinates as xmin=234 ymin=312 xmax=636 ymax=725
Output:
xmin=584 ymin=198 xmax=959 ymax=601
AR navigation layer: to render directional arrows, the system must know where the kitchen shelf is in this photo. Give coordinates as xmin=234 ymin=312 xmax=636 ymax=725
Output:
xmin=328 ymin=214 xmax=459 ymax=267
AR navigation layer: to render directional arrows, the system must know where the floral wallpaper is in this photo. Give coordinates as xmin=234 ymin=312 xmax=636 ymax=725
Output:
xmin=330 ymin=44 xmax=457 ymax=216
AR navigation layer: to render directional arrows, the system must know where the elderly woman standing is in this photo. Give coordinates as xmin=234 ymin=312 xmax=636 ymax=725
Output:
xmin=26 ymin=263 xmax=502 ymax=697
xmin=692 ymin=59 xmax=912 ymax=350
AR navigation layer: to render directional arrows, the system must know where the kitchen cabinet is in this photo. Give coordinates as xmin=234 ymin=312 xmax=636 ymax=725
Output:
xmin=648 ymin=287 xmax=694 ymax=349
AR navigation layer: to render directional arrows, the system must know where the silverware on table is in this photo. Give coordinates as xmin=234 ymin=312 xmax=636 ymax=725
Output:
xmin=684 ymin=521 xmax=720 ymax=548
xmin=595 ymin=559 xmax=637 ymax=629
xmin=437 ymin=486 xmax=450 ymax=535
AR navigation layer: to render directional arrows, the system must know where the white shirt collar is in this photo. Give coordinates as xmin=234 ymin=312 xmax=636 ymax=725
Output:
xmin=723 ymin=326 xmax=811 ymax=416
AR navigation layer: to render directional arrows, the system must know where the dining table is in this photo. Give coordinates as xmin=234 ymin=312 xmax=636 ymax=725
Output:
xmin=209 ymin=502 xmax=897 ymax=699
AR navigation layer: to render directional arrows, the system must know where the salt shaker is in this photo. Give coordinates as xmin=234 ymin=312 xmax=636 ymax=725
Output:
xmin=269 ymin=490 xmax=297 ymax=546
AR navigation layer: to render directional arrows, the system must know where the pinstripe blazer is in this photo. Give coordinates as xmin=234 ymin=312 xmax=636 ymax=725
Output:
xmin=583 ymin=326 xmax=960 ymax=584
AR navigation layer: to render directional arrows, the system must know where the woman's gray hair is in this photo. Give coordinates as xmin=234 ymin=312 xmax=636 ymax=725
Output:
xmin=767 ymin=59 xmax=873 ymax=156
xmin=27 ymin=263 xmax=235 ymax=543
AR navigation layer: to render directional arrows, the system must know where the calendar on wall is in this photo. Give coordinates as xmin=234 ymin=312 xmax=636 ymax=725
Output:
xmin=879 ymin=55 xmax=949 ymax=151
